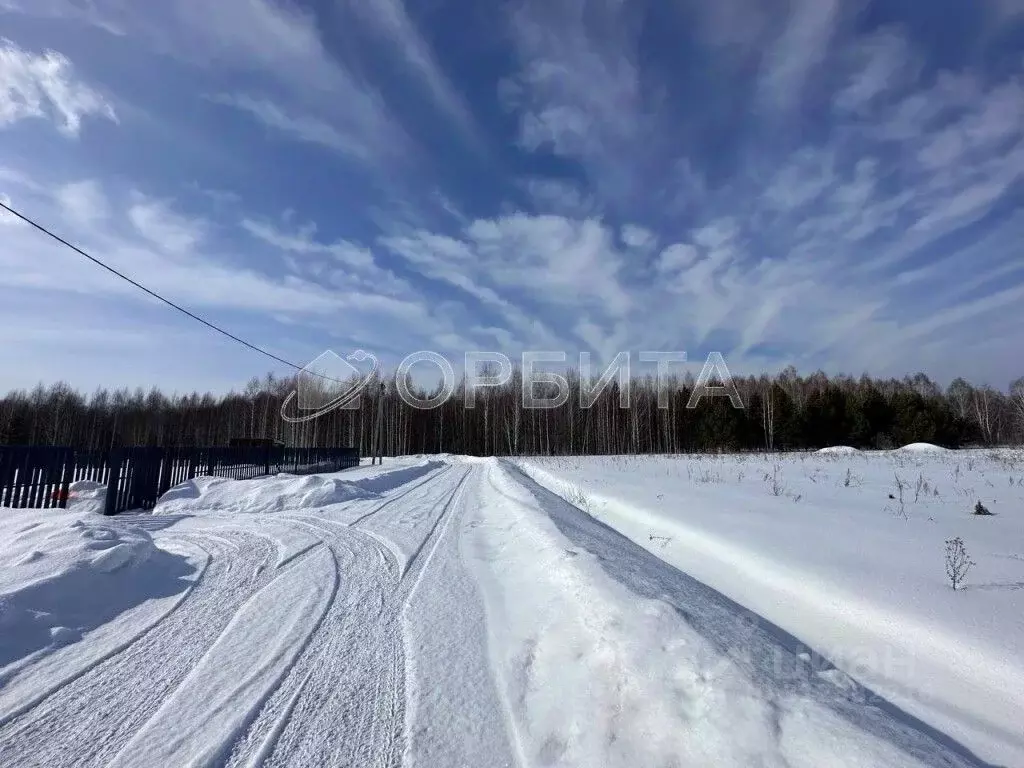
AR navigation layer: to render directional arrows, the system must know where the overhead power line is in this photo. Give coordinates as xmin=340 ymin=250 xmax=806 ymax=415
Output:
xmin=0 ymin=198 xmax=350 ymax=386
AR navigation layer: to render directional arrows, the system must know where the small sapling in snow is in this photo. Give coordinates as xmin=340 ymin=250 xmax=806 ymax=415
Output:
xmin=893 ymin=474 xmax=907 ymax=519
xmin=944 ymin=537 xmax=975 ymax=590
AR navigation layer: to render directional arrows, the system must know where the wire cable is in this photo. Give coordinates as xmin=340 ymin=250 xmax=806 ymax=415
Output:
xmin=0 ymin=198 xmax=352 ymax=385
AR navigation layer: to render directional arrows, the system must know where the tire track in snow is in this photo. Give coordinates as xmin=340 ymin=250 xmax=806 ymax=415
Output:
xmin=397 ymin=465 xmax=519 ymax=768
xmin=348 ymin=464 xmax=455 ymax=527
xmin=0 ymin=463 xmax=473 ymax=768
xmin=221 ymin=522 xmax=401 ymax=767
xmin=108 ymin=544 xmax=339 ymax=767
xmin=396 ymin=468 xmax=472 ymax=596
xmin=243 ymin=668 xmax=315 ymax=768
xmin=223 ymin=467 xmax=470 ymax=768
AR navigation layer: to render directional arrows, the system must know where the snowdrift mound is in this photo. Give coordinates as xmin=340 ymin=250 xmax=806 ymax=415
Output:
xmin=897 ymin=442 xmax=949 ymax=453
xmin=0 ymin=508 xmax=191 ymax=670
xmin=154 ymin=459 xmax=446 ymax=516
xmin=816 ymin=446 xmax=860 ymax=455
xmin=155 ymin=474 xmax=373 ymax=516
xmin=0 ymin=511 xmax=155 ymax=592
xmin=65 ymin=480 xmax=107 ymax=515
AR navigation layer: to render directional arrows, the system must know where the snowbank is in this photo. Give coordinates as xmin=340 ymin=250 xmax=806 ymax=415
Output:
xmin=465 ymin=461 xmax=946 ymax=767
xmin=897 ymin=442 xmax=950 ymax=453
xmin=155 ymin=474 xmax=373 ymax=515
xmin=154 ymin=459 xmax=446 ymax=517
xmin=816 ymin=446 xmax=860 ymax=455
xmin=516 ymin=451 xmax=1024 ymax=766
xmin=0 ymin=507 xmax=187 ymax=672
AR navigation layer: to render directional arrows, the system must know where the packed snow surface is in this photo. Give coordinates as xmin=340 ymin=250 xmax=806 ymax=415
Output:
xmin=1 ymin=450 xmax=1020 ymax=766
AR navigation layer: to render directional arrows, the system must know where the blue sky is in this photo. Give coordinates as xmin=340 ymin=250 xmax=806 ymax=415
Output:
xmin=1 ymin=0 xmax=1023 ymax=394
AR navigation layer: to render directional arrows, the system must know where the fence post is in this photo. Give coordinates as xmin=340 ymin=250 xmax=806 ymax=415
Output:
xmin=56 ymin=448 xmax=72 ymax=508
xmin=104 ymin=451 xmax=124 ymax=516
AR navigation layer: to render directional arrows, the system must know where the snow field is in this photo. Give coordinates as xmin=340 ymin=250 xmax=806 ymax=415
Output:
xmin=515 ymin=448 xmax=1024 ymax=766
xmin=1 ymin=452 xmax=1017 ymax=766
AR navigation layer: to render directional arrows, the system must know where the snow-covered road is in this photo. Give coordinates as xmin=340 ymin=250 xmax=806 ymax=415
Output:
xmin=0 ymin=456 xmax=1010 ymax=767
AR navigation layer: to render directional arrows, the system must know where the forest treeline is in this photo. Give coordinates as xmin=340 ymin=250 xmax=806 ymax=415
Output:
xmin=1 ymin=368 xmax=1022 ymax=455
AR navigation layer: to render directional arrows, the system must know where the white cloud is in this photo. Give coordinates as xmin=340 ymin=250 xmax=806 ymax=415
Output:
xmin=2 ymin=1 xmax=1022 ymax=386
xmin=692 ymin=218 xmax=739 ymax=250
xmin=382 ymin=231 xmax=535 ymax=328
xmin=911 ymin=172 xmax=1019 ymax=234
xmin=0 ymin=0 xmax=125 ymax=34
xmin=573 ymin=317 xmax=629 ymax=362
xmin=128 ymin=197 xmax=206 ymax=255
xmin=211 ymin=93 xmax=403 ymax=162
xmin=55 ymin=180 xmax=110 ymax=225
xmin=833 ymin=27 xmax=920 ymax=114
xmin=506 ymin=0 xmax=649 ymax=200
xmin=894 ymin=281 xmax=1024 ymax=345
xmin=993 ymin=0 xmax=1024 ymax=19
xmin=169 ymin=0 xmax=359 ymax=100
xmin=620 ymin=224 xmax=655 ymax=250
xmin=241 ymin=218 xmax=376 ymax=272
xmin=762 ymin=148 xmax=836 ymax=211
xmin=686 ymin=0 xmax=775 ymax=55
xmin=522 ymin=177 xmax=596 ymax=217
xmin=180 ymin=0 xmax=413 ymax=166
xmin=3 ymin=0 xmax=408 ymax=166
xmin=340 ymin=0 xmax=481 ymax=146
xmin=0 ymin=165 xmax=45 ymax=192
xmin=656 ymin=243 xmax=698 ymax=274
xmin=0 ymin=193 xmax=25 ymax=226
xmin=758 ymin=0 xmax=841 ymax=111
xmin=0 ymin=38 xmax=116 ymax=135
xmin=465 ymin=214 xmax=631 ymax=317
xmin=0 ymin=167 xmax=433 ymax=329
xmin=381 ymin=219 xmax=585 ymax=350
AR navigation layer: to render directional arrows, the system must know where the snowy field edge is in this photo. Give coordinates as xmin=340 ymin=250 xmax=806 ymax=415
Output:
xmin=511 ymin=450 xmax=1024 ymax=766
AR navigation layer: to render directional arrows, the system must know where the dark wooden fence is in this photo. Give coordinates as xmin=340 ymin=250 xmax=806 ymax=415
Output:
xmin=1 ymin=445 xmax=360 ymax=515
xmin=104 ymin=447 xmax=166 ymax=517
xmin=0 ymin=446 xmax=75 ymax=509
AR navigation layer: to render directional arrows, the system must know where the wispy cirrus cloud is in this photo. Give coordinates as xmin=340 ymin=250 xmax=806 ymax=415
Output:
xmin=209 ymin=93 xmax=405 ymax=163
xmin=756 ymin=0 xmax=843 ymax=112
xmin=383 ymin=213 xmax=631 ymax=323
xmin=338 ymin=0 xmax=483 ymax=148
xmin=2 ymin=0 xmax=1024 ymax=392
xmin=0 ymin=38 xmax=116 ymax=135
xmin=4 ymin=0 xmax=410 ymax=166
xmin=1 ymin=174 xmax=339 ymax=314
xmin=504 ymin=0 xmax=651 ymax=199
